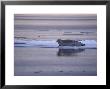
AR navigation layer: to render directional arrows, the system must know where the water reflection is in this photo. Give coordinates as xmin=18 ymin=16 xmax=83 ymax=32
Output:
xmin=57 ymin=48 xmax=85 ymax=56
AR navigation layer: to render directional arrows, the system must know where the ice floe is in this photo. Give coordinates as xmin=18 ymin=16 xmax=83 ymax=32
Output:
xmin=14 ymin=39 xmax=96 ymax=49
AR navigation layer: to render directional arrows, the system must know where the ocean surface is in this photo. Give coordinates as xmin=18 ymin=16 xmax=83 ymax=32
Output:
xmin=14 ymin=30 xmax=97 ymax=76
xmin=14 ymin=14 xmax=97 ymax=76
xmin=14 ymin=47 xmax=97 ymax=76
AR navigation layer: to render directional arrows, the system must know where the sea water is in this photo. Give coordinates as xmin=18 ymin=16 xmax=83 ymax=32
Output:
xmin=14 ymin=47 xmax=97 ymax=76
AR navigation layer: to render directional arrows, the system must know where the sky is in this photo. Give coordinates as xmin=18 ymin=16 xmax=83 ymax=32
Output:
xmin=14 ymin=14 xmax=97 ymax=30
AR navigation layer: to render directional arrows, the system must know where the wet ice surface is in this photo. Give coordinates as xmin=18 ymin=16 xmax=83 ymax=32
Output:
xmin=14 ymin=39 xmax=97 ymax=48
xmin=14 ymin=47 xmax=97 ymax=76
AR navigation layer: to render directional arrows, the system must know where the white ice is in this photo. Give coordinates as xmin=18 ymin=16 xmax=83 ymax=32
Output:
xmin=14 ymin=39 xmax=96 ymax=49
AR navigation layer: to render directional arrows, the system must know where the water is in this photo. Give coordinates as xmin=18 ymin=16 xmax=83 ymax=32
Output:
xmin=14 ymin=14 xmax=97 ymax=76
xmin=14 ymin=47 xmax=97 ymax=76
